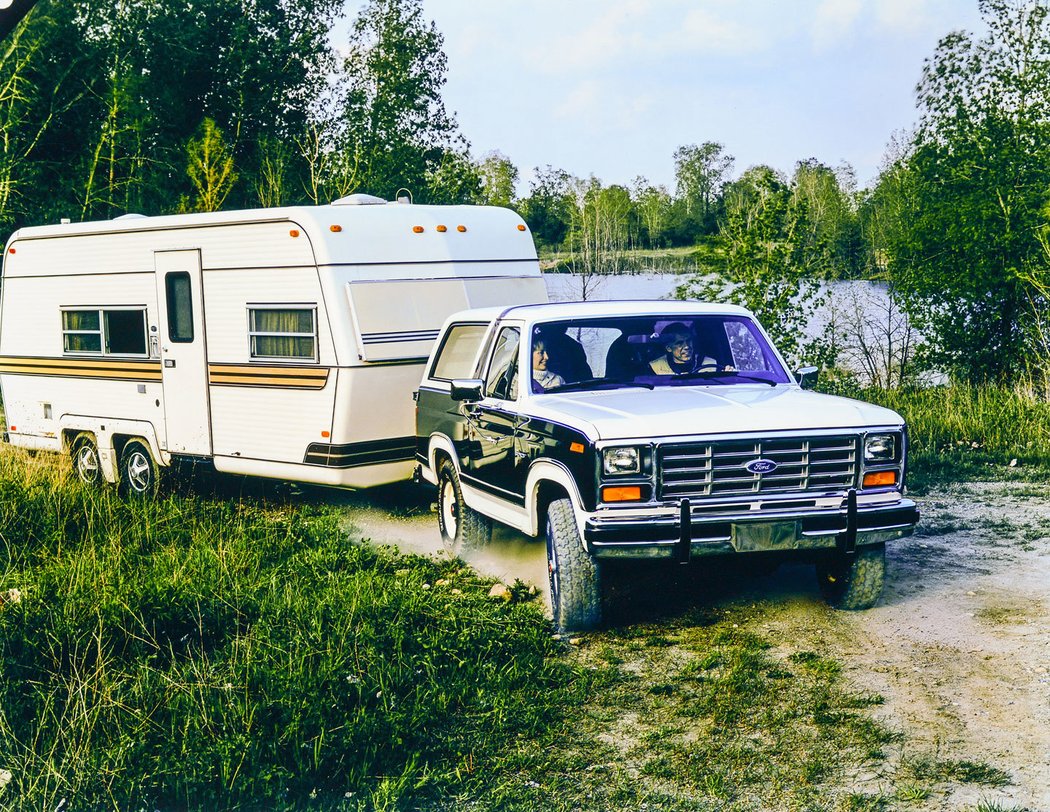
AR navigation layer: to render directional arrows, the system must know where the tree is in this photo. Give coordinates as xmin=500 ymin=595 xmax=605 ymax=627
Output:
xmin=673 ymin=142 xmax=734 ymax=234
xmin=477 ymin=150 xmax=518 ymax=209
xmin=565 ymin=178 xmax=633 ymax=284
xmin=889 ymin=0 xmax=1050 ymax=384
xmin=790 ymin=159 xmax=862 ymax=279
xmin=676 ymin=165 xmax=828 ymax=365
xmin=631 ymin=177 xmax=672 ymax=248
xmin=520 ymin=165 xmax=574 ymax=249
xmin=183 ymin=118 xmax=238 ymax=212
xmin=339 ymin=0 xmax=465 ymax=201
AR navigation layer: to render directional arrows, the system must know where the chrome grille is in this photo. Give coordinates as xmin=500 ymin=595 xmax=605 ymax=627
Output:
xmin=658 ymin=435 xmax=859 ymax=499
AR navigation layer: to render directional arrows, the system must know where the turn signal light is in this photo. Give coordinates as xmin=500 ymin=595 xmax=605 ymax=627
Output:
xmin=602 ymin=485 xmax=642 ymax=502
xmin=863 ymin=470 xmax=897 ymax=488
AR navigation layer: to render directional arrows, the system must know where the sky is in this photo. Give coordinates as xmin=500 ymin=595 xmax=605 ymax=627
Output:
xmin=380 ymin=0 xmax=988 ymax=194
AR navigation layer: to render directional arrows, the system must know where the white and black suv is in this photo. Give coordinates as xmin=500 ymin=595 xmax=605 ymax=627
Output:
xmin=414 ymin=301 xmax=919 ymax=631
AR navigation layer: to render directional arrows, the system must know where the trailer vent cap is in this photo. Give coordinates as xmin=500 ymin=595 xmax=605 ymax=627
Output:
xmin=113 ymin=213 xmax=147 ymax=220
xmin=331 ymin=193 xmax=387 ymax=206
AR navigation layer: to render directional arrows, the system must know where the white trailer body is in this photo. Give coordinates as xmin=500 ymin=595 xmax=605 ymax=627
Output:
xmin=0 ymin=199 xmax=546 ymax=489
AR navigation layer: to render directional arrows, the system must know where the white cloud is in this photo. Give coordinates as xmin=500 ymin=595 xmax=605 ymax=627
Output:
xmin=872 ymin=0 xmax=932 ymax=35
xmin=812 ymin=0 xmax=863 ymax=50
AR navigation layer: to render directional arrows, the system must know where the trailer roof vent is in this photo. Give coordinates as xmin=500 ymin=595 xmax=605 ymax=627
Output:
xmin=113 ymin=213 xmax=148 ymax=220
xmin=331 ymin=193 xmax=387 ymax=206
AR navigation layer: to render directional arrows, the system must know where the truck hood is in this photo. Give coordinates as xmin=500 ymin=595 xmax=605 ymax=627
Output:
xmin=530 ymin=385 xmax=904 ymax=441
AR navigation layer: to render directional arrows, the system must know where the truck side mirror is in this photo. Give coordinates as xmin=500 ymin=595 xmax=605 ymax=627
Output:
xmin=450 ymin=378 xmax=485 ymax=402
xmin=795 ymin=366 xmax=819 ymax=390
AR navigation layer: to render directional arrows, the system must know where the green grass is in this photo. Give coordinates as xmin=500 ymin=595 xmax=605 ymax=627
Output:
xmin=819 ymin=383 xmax=1050 ymax=491
xmin=0 ymin=446 xmax=1020 ymax=810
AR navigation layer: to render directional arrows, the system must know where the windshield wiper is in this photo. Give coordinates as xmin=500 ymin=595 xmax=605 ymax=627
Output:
xmin=550 ymin=376 xmax=655 ymax=393
xmin=673 ymin=369 xmax=778 ymax=387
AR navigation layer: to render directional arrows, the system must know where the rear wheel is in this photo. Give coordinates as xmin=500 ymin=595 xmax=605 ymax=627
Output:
xmin=436 ymin=458 xmax=491 ymax=556
xmin=119 ymin=441 xmax=162 ymax=498
xmin=817 ymin=543 xmax=886 ymax=610
xmin=71 ymin=435 xmax=102 ymax=487
xmin=546 ymin=497 xmax=602 ymax=632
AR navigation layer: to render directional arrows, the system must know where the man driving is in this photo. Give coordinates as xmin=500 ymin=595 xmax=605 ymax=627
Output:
xmin=649 ymin=323 xmax=717 ymax=375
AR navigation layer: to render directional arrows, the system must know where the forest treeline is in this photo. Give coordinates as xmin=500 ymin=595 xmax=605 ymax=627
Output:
xmin=2 ymin=0 xmax=1050 ymax=388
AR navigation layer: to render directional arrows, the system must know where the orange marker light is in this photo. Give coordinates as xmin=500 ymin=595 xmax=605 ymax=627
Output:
xmin=413 ymin=226 xmax=424 ymax=233
xmin=7 ymin=248 xmax=14 ymax=254
xmin=9 ymin=426 xmax=15 ymax=432
xmin=602 ymin=485 xmax=642 ymax=502
xmin=289 ymin=229 xmax=300 ymax=238
xmin=436 ymin=224 xmax=447 ymax=232
xmin=457 ymin=225 xmax=467 ymax=232
xmin=321 ymin=430 xmax=331 ymax=438
xmin=569 ymin=442 xmax=585 ymax=453
xmin=517 ymin=224 xmax=527 ymax=231
xmin=863 ymin=470 xmax=897 ymax=488
xmin=329 ymin=225 xmax=342 ymax=232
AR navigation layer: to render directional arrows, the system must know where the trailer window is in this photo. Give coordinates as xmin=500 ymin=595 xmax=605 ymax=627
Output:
xmin=248 ymin=307 xmax=317 ymax=361
xmin=62 ymin=308 xmax=147 ymax=356
xmin=430 ymin=323 xmax=488 ymax=380
xmin=165 ymin=272 xmax=194 ymax=343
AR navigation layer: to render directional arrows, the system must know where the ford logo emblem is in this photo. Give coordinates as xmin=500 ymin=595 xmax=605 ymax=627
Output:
xmin=745 ymin=459 xmax=778 ymax=474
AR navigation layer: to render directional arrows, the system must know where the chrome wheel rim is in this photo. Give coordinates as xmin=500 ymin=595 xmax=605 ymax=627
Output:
xmin=441 ymin=478 xmax=458 ymax=539
xmin=126 ymin=450 xmax=152 ymax=493
xmin=75 ymin=445 xmax=100 ymax=483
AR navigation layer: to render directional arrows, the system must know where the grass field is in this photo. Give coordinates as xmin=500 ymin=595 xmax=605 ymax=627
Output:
xmin=1 ymin=382 xmax=1042 ymax=809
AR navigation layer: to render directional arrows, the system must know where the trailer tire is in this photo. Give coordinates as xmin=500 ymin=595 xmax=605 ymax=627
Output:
xmin=436 ymin=458 xmax=491 ymax=556
xmin=119 ymin=440 xmax=162 ymax=498
xmin=817 ymin=543 xmax=886 ymax=610
xmin=71 ymin=435 xmax=103 ymax=487
xmin=546 ymin=497 xmax=602 ymax=632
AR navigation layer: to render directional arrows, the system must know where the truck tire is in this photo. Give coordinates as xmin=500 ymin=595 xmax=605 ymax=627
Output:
xmin=436 ymin=458 xmax=491 ymax=556
xmin=546 ymin=497 xmax=601 ymax=632
xmin=817 ymin=543 xmax=886 ymax=610
xmin=71 ymin=435 xmax=103 ymax=487
xmin=119 ymin=440 xmax=162 ymax=498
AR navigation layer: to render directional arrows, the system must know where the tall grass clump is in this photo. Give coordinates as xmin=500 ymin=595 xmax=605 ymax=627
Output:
xmin=0 ymin=449 xmax=579 ymax=810
xmin=822 ymin=382 xmax=1050 ymax=490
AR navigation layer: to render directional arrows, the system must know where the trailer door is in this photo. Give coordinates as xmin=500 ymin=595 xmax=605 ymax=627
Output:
xmin=155 ymin=250 xmax=212 ymax=455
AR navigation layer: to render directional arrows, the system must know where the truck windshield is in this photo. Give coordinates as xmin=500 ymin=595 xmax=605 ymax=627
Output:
xmin=528 ymin=315 xmax=792 ymax=393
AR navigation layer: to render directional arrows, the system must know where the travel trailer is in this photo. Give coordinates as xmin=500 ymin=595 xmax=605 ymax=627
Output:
xmin=0 ymin=196 xmax=546 ymax=494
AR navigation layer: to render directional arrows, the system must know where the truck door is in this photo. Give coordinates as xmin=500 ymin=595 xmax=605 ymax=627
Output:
xmin=155 ymin=250 xmax=212 ymax=456
xmin=463 ymin=326 xmax=528 ymax=504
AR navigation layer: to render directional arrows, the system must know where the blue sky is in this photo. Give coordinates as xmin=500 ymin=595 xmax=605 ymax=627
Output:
xmin=390 ymin=0 xmax=986 ymax=194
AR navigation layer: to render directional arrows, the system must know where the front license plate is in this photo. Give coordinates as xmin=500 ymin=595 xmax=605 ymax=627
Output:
xmin=731 ymin=521 xmax=800 ymax=552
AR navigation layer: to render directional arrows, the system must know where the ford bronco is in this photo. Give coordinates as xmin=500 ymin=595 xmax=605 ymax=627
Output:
xmin=414 ymin=301 xmax=919 ymax=631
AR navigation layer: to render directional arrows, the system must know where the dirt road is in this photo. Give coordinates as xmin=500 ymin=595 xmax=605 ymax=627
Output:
xmin=337 ymin=480 xmax=1050 ymax=810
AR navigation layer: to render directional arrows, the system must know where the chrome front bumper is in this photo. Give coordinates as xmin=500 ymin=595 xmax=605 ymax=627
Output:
xmin=583 ymin=491 xmax=919 ymax=560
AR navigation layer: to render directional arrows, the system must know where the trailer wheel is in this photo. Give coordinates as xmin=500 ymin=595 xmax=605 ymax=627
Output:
xmin=71 ymin=435 xmax=103 ymax=487
xmin=119 ymin=440 xmax=161 ymax=498
xmin=436 ymin=458 xmax=491 ymax=556
xmin=817 ymin=543 xmax=886 ymax=610
xmin=546 ymin=497 xmax=602 ymax=632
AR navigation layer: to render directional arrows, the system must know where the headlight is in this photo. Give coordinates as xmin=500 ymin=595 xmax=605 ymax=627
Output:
xmin=864 ymin=434 xmax=896 ymax=463
xmin=603 ymin=446 xmax=641 ymax=475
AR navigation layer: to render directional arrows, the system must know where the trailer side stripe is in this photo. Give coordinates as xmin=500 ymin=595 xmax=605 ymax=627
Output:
xmin=303 ymin=437 xmax=416 ymax=468
xmin=208 ymin=364 xmax=330 ymax=390
xmin=0 ymin=356 xmax=162 ymax=381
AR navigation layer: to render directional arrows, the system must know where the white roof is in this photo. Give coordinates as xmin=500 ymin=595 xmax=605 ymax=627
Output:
xmin=6 ymin=201 xmax=538 ymax=268
xmin=444 ymin=299 xmax=753 ymax=324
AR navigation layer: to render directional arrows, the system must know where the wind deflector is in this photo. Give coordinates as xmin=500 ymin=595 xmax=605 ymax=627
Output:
xmin=346 ymin=279 xmax=470 ymax=361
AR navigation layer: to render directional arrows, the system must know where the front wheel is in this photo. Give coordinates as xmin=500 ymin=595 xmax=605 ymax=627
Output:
xmin=436 ymin=458 xmax=491 ymax=556
xmin=119 ymin=441 xmax=162 ymax=498
xmin=817 ymin=543 xmax=886 ymax=610
xmin=71 ymin=435 xmax=103 ymax=487
xmin=546 ymin=497 xmax=601 ymax=632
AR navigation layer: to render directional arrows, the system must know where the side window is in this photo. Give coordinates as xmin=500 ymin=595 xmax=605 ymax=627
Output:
xmin=430 ymin=323 xmax=488 ymax=380
xmin=248 ymin=306 xmax=317 ymax=361
xmin=62 ymin=308 xmax=147 ymax=356
xmin=484 ymin=326 xmax=520 ymax=399
xmin=724 ymin=321 xmax=770 ymax=370
xmin=165 ymin=272 xmax=194 ymax=343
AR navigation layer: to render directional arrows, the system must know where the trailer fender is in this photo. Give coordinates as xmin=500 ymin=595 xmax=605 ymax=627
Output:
xmin=59 ymin=417 xmax=168 ymax=483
